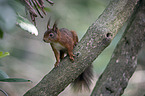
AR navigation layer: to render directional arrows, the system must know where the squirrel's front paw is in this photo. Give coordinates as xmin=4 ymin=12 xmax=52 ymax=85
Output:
xmin=54 ymin=62 xmax=59 ymax=67
xmin=69 ymin=55 xmax=75 ymax=61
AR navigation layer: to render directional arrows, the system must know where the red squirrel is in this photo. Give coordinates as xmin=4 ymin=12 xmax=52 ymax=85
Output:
xmin=43 ymin=18 xmax=93 ymax=91
xmin=43 ymin=18 xmax=78 ymax=67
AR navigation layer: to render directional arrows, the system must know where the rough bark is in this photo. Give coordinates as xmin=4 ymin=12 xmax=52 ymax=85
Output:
xmin=24 ymin=0 xmax=139 ymax=96
xmin=91 ymin=0 xmax=145 ymax=96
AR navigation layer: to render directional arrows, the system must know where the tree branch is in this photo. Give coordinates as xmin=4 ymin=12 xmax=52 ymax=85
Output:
xmin=22 ymin=0 xmax=54 ymax=25
xmin=91 ymin=0 xmax=145 ymax=95
xmin=24 ymin=0 xmax=139 ymax=95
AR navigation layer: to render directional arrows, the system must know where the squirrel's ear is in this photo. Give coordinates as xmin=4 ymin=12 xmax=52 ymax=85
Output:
xmin=53 ymin=20 xmax=58 ymax=32
xmin=47 ymin=17 xmax=51 ymax=29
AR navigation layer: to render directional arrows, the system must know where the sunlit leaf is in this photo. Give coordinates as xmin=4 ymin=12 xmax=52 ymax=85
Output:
xmin=16 ymin=14 xmax=38 ymax=36
xmin=0 ymin=52 xmax=10 ymax=58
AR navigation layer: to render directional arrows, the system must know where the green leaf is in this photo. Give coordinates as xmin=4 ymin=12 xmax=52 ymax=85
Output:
xmin=0 ymin=28 xmax=3 ymax=39
xmin=0 ymin=70 xmax=32 ymax=82
xmin=43 ymin=7 xmax=51 ymax=12
xmin=0 ymin=52 xmax=10 ymax=58
xmin=16 ymin=14 xmax=38 ymax=36
xmin=0 ymin=78 xmax=32 ymax=82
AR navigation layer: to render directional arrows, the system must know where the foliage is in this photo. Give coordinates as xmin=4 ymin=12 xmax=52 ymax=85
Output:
xmin=0 ymin=52 xmax=31 ymax=95
xmin=0 ymin=0 xmax=53 ymax=95
xmin=0 ymin=59 xmax=31 ymax=82
xmin=0 ymin=0 xmax=38 ymax=38
xmin=0 ymin=52 xmax=9 ymax=58
xmin=0 ymin=52 xmax=31 ymax=82
xmin=16 ymin=14 xmax=38 ymax=36
xmin=0 ymin=29 xmax=3 ymax=39
xmin=0 ymin=0 xmax=54 ymax=39
xmin=22 ymin=0 xmax=54 ymax=24
xmin=0 ymin=0 xmax=54 ymax=83
xmin=0 ymin=69 xmax=31 ymax=82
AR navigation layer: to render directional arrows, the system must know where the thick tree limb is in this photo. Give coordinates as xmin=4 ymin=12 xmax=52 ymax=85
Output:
xmin=91 ymin=0 xmax=145 ymax=96
xmin=24 ymin=0 xmax=139 ymax=95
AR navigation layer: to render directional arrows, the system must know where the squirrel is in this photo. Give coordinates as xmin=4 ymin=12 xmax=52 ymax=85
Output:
xmin=43 ymin=18 xmax=93 ymax=92
xmin=43 ymin=18 xmax=78 ymax=67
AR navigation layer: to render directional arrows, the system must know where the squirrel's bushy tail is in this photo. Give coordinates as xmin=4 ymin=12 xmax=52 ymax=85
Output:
xmin=71 ymin=65 xmax=93 ymax=92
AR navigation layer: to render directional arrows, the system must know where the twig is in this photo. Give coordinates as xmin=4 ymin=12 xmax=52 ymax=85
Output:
xmin=0 ymin=88 xmax=8 ymax=96
xmin=22 ymin=0 xmax=54 ymax=25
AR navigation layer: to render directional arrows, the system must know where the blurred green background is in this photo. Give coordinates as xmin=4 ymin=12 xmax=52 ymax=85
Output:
xmin=0 ymin=0 xmax=145 ymax=96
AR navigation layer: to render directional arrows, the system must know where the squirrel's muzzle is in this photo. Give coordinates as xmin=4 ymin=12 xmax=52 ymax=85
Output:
xmin=43 ymin=38 xmax=51 ymax=43
xmin=43 ymin=39 xmax=46 ymax=42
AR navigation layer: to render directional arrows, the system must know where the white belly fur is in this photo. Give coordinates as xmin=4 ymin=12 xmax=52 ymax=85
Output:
xmin=53 ymin=42 xmax=66 ymax=51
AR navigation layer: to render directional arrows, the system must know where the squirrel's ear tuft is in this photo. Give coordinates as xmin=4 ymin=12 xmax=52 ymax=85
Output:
xmin=53 ymin=20 xmax=58 ymax=32
xmin=47 ymin=17 xmax=51 ymax=29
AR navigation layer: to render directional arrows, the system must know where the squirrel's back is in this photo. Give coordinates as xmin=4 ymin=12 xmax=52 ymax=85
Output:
xmin=59 ymin=28 xmax=73 ymax=38
xmin=59 ymin=28 xmax=78 ymax=45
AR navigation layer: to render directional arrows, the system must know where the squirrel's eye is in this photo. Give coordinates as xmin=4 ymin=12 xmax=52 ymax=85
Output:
xmin=49 ymin=33 xmax=54 ymax=37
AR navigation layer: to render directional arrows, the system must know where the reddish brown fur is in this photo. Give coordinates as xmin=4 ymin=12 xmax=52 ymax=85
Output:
xmin=43 ymin=21 xmax=78 ymax=67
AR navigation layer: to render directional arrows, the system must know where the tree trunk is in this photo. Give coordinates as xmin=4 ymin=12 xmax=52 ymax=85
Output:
xmin=91 ymin=0 xmax=145 ymax=95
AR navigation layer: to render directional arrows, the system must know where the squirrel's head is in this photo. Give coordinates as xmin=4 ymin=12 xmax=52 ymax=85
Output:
xmin=43 ymin=18 xmax=59 ymax=43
